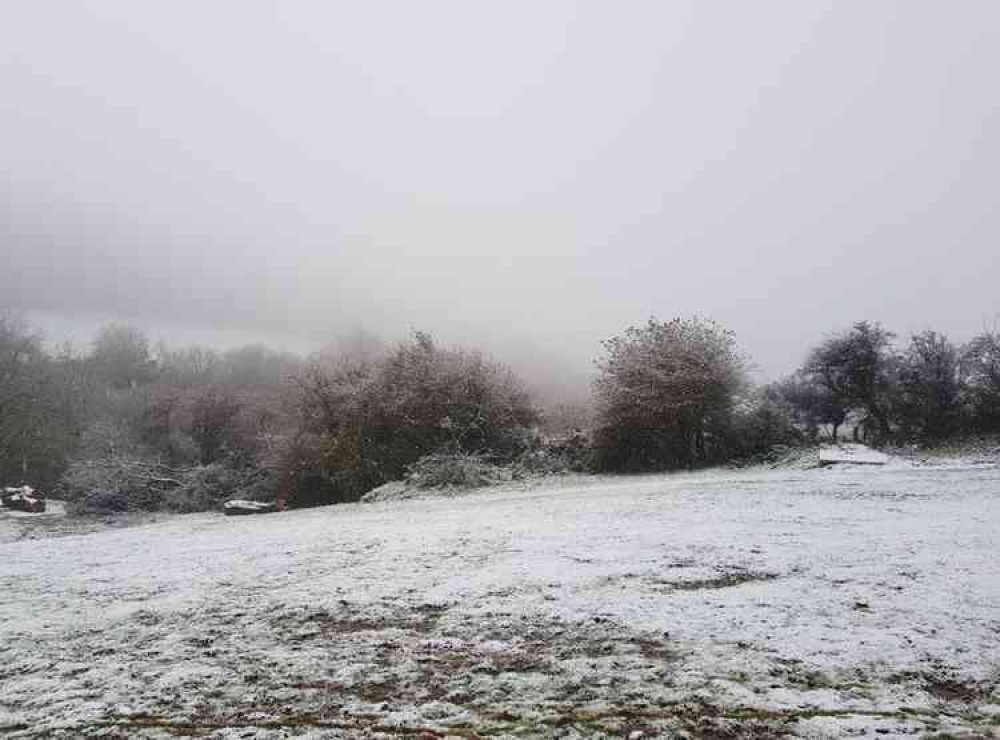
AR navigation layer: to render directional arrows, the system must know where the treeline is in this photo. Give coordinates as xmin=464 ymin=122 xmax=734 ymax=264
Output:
xmin=1 ymin=314 xmax=997 ymax=512
xmin=592 ymin=318 xmax=1000 ymax=472
xmin=776 ymin=322 xmax=1000 ymax=445
xmin=0 ymin=318 xmax=303 ymax=510
xmin=0 ymin=317 xmax=541 ymax=512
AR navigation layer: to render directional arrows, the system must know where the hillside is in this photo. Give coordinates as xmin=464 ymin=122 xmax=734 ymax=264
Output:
xmin=1 ymin=464 xmax=998 ymax=738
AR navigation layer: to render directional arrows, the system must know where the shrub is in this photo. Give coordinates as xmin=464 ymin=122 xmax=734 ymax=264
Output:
xmin=163 ymin=464 xmax=249 ymax=513
xmin=404 ymin=453 xmax=510 ymax=489
xmin=725 ymin=393 xmax=804 ymax=461
xmin=61 ymin=456 xmax=278 ymax=515
xmin=59 ymin=458 xmax=183 ymax=514
xmin=514 ymin=431 xmax=593 ymax=475
xmin=285 ymin=332 xmax=539 ymax=504
xmin=593 ymin=317 xmax=748 ymax=471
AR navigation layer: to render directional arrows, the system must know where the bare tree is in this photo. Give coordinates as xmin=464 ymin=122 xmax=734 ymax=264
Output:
xmin=90 ymin=324 xmax=155 ymax=390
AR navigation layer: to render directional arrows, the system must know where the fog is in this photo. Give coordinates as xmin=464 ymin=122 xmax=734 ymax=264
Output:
xmin=3 ymin=1 xmax=998 ymax=401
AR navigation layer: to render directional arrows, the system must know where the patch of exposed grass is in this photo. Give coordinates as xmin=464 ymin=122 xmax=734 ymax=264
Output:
xmin=655 ymin=569 xmax=780 ymax=591
xmin=38 ymin=699 xmax=1000 ymax=740
xmin=887 ymin=670 xmax=994 ymax=703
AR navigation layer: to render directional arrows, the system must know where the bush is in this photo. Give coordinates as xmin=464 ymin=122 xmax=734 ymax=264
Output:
xmin=404 ymin=453 xmax=511 ymax=489
xmin=59 ymin=457 xmax=276 ymax=514
xmin=274 ymin=432 xmax=379 ymax=509
xmin=163 ymin=464 xmax=275 ymax=513
xmin=514 ymin=431 xmax=593 ymax=475
xmin=285 ymin=332 xmax=539 ymax=504
xmin=725 ymin=393 xmax=804 ymax=461
xmin=59 ymin=458 xmax=183 ymax=514
xmin=593 ymin=317 xmax=748 ymax=472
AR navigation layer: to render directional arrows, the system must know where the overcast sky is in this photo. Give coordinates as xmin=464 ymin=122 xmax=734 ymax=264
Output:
xmin=2 ymin=1 xmax=998 ymax=399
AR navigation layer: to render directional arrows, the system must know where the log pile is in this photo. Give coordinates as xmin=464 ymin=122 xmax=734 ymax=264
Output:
xmin=1 ymin=486 xmax=46 ymax=513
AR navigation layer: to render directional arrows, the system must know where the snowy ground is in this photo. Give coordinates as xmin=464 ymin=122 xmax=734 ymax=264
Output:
xmin=818 ymin=444 xmax=891 ymax=467
xmin=0 ymin=503 xmax=159 ymax=547
xmin=1 ymin=465 xmax=998 ymax=738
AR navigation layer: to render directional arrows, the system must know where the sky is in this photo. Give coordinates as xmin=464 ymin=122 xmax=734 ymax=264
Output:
xmin=2 ymin=1 xmax=998 ymax=401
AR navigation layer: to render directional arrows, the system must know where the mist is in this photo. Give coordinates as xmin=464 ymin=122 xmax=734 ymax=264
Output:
xmin=4 ymin=6 xmax=1000 ymax=727
xmin=3 ymin=1 xmax=999 ymax=402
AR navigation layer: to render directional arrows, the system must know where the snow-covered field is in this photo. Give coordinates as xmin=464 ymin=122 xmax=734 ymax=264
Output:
xmin=1 ymin=465 xmax=998 ymax=738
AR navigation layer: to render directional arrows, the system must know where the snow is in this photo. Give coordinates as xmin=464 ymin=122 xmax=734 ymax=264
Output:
xmin=0 ymin=499 xmax=64 ymax=525
xmin=223 ymin=500 xmax=278 ymax=515
xmin=1 ymin=464 xmax=998 ymax=738
xmin=2 ymin=486 xmax=37 ymax=497
xmin=1 ymin=487 xmax=46 ymax=513
xmin=818 ymin=443 xmax=891 ymax=466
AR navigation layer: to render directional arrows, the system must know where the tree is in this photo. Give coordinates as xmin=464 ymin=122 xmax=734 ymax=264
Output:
xmin=962 ymin=330 xmax=1000 ymax=431
xmin=0 ymin=315 xmax=78 ymax=488
xmin=802 ymin=321 xmax=897 ymax=444
xmin=220 ymin=344 xmax=300 ymax=387
xmin=593 ymin=317 xmax=748 ymax=471
xmin=156 ymin=344 xmax=220 ymax=386
xmin=773 ymin=373 xmax=849 ymax=442
xmin=187 ymin=388 xmax=243 ymax=465
xmin=895 ymin=330 xmax=963 ymax=440
xmin=90 ymin=324 xmax=155 ymax=390
xmin=318 ymin=328 xmax=386 ymax=366
xmin=374 ymin=332 xmax=538 ymax=459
